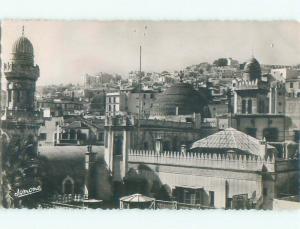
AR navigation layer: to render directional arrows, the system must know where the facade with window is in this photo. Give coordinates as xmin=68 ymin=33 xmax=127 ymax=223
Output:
xmin=37 ymin=99 xmax=84 ymax=117
xmin=231 ymin=58 xmax=289 ymax=148
xmin=233 ymin=58 xmax=286 ymax=116
xmin=38 ymin=117 xmax=64 ymax=146
xmin=126 ymin=90 xmax=156 ymax=118
xmin=283 ymin=72 xmax=300 ymax=144
xmin=233 ymin=81 xmax=270 ymax=115
xmin=270 ymin=68 xmax=300 ymax=82
xmin=105 ymin=92 xmax=127 ymax=116
xmin=285 ymin=97 xmax=300 ymax=140
xmin=231 ymin=115 xmax=285 ymax=144
xmin=285 ymin=76 xmax=300 ymax=98
xmin=105 ymin=89 xmax=157 ymax=118
xmin=208 ymin=98 xmax=229 ymax=118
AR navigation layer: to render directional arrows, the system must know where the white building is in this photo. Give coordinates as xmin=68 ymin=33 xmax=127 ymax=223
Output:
xmin=270 ymin=68 xmax=300 ymax=82
xmin=105 ymin=92 xmax=127 ymax=116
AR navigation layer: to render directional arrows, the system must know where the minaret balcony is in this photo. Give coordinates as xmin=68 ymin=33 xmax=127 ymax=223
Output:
xmin=3 ymin=62 xmax=39 ymax=80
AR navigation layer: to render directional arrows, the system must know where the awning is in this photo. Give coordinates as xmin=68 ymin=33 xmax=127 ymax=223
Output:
xmin=120 ymin=193 xmax=155 ymax=203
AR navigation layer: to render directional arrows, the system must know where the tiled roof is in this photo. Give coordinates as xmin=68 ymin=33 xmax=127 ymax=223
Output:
xmin=191 ymin=128 xmax=275 ymax=157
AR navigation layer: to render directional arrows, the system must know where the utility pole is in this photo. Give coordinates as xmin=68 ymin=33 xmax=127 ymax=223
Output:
xmin=137 ymin=45 xmax=142 ymax=149
xmin=135 ymin=25 xmax=147 ymax=150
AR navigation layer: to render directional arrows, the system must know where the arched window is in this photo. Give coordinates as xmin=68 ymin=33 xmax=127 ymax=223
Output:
xmin=242 ymin=100 xmax=246 ymax=114
xmin=247 ymin=100 xmax=252 ymax=114
xmin=62 ymin=176 xmax=74 ymax=194
xmin=64 ymin=180 xmax=73 ymax=194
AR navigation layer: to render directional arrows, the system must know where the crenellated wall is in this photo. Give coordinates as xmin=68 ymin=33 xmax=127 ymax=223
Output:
xmin=234 ymin=79 xmax=269 ymax=91
xmin=128 ymin=149 xmax=275 ymax=172
xmin=235 ymin=79 xmax=260 ymax=90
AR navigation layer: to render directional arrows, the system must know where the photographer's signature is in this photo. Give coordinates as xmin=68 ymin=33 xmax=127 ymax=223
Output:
xmin=14 ymin=185 xmax=42 ymax=198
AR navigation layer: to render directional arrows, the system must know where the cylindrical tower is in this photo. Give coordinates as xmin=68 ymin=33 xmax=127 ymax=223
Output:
xmin=3 ymin=34 xmax=39 ymax=121
xmin=1 ymin=31 xmax=41 ymax=144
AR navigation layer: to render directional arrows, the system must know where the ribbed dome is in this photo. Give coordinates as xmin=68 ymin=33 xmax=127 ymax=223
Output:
xmin=151 ymin=83 xmax=208 ymax=116
xmin=243 ymin=57 xmax=261 ymax=81
xmin=11 ymin=36 xmax=34 ymax=65
xmin=12 ymin=36 xmax=34 ymax=54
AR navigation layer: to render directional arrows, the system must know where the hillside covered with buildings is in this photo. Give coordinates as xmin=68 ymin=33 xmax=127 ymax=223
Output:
xmin=1 ymin=25 xmax=300 ymax=210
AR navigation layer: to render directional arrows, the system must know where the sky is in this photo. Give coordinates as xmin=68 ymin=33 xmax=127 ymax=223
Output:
xmin=1 ymin=20 xmax=300 ymax=86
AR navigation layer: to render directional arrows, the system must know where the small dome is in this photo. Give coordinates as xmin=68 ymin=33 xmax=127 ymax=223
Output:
xmin=151 ymin=83 xmax=208 ymax=116
xmin=11 ymin=36 xmax=34 ymax=65
xmin=243 ymin=57 xmax=261 ymax=81
xmin=12 ymin=36 xmax=34 ymax=55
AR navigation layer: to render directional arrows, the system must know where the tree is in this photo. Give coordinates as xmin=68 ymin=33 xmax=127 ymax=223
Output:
xmin=213 ymin=58 xmax=228 ymax=67
xmin=1 ymin=132 xmax=41 ymax=208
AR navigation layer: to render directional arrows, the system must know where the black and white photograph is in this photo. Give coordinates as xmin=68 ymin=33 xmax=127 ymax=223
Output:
xmin=0 ymin=19 xmax=300 ymax=213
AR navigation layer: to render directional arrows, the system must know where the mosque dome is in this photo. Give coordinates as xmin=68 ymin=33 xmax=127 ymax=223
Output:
xmin=151 ymin=83 xmax=209 ymax=116
xmin=11 ymin=36 xmax=34 ymax=65
xmin=243 ymin=57 xmax=261 ymax=81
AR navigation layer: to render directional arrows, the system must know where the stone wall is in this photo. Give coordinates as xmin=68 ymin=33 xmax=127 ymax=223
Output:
xmin=127 ymin=149 xmax=275 ymax=208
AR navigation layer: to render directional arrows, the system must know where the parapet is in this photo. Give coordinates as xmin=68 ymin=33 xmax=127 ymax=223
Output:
xmin=128 ymin=149 xmax=277 ymax=172
xmin=234 ymin=79 xmax=269 ymax=91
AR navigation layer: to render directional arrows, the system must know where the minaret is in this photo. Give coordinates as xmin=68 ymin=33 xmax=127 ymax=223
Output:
xmin=1 ymin=28 xmax=41 ymax=141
